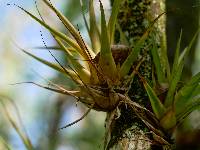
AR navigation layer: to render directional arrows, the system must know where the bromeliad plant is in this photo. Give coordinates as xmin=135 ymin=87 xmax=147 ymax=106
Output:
xmin=9 ymin=0 xmax=200 ymax=146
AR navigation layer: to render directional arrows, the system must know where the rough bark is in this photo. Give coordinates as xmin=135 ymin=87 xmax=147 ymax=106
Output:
xmin=105 ymin=0 xmax=167 ymax=149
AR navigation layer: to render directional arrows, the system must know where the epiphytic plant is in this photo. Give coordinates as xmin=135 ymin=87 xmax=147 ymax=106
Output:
xmin=7 ymin=0 xmax=200 ymax=148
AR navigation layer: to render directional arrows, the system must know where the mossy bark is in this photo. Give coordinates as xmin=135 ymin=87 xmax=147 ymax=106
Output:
xmin=105 ymin=0 xmax=168 ymax=149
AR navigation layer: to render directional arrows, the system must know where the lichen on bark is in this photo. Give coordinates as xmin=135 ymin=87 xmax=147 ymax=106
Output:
xmin=105 ymin=0 xmax=167 ymax=149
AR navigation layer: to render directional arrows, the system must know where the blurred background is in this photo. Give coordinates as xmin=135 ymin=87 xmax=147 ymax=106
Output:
xmin=0 ymin=0 xmax=199 ymax=150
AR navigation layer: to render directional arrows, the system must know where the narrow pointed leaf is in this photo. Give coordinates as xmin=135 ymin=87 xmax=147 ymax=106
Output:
xmin=120 ymin=13 xmax=165 ymax=79
xmin=33 ymin=46 xmax=76 ymax=53
xmin=160 ymin=34 xmax=170 ymax=81
xmin=151 ymin=37 xmax=165 ymax=83
xmin=164 ymin=59 xmax=184 ymax=107
xmin=0 ymin=136 xmax=12 ymax=150
xmin=175 ymin=72 xmax=200 ymax=115
xmin=170 ymin=30 xmax=182 ymax=81
xmin=54 ymin=36 xmax=91 ymax=83
xmin=13 ymin=2 xmax=91 ymax=66
xmin=176 ymin=97 xmax=200 ymax=124
xmin=116 ymin=22 xmax=129 ymax=45
xmin=42 ymin=0 xmax=95 ymax=59
xmin=99 ymin=1 xmax=117 ymax=80
xmin=178 ymin=28 xmax=200 ymax=65
xmin=119 ymin=30 xmax=149 ymax=78
xmin=164 ymin=29 xmax=200 ymax=107
xmin=33 ymin=46 xmax=62 ymax=50
xmin=19 ymin=81 xmax=81 ymax=97
xmin=107 ymin=0 xmax=121 ymax=44
xmin=143 ymin=80 xmax=166 ymax=119
xmin=89 ymin=0 xmax=101 ymax=53
xmin=0 ymin=99 xmax=34 ymax=150
xmin=80 ymin=0 xmax=89 ymax=33
xmin=14 ymin=4 xmax=83 ymax=56
xmin=23 ymin=50 xmax=66 ymax=73
xmin=42 ymin=0 xmax=98 ymax=82
xmin=22 ymin=49 xmax=80 ymax=83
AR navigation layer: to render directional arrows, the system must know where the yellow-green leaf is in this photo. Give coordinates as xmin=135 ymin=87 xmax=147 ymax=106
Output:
xmin=42 ymin=0 xmax=95 ymax=59
xmin=107 ymin=0 xmax=121 ymax=44
xmin=99 ymin=1 xmax=117 ymax=81
xmin=22 ymin=49 xmax=80 ymax=84
xmin=54 ymin=36 xmax=91 ymax=83
xmin=160 ymin=108 xmax=176 ymax=130
xmin=89 ymin=0 xmax=101 ymax=53
xmin=13 ymin=4 xmax=84 ymax=57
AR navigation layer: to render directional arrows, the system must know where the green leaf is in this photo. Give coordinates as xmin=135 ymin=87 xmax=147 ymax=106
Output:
xmin=42 ymin=0 xmax=95 ymax=59
xmin=89 ymin=0 xmax=101 ymax=53
xmin=54 ymin=36 xmax=91 ymax=83
xmin=170 ymin=30 xmax=182 ymax=81
xmin=119 ymin=31 xmax=149 ymax=79
xmin=116 ymin=22 xmax=129 ymax=45
xmin=22 ymin=49 xmax=80 ymax=83
xmin=107 ymin=0 xmax=121 ymax=44
xmin=143 ymin=79 xmax=166 ymax=119
xmin=33 ymin=46 xmax=62 ymax=51
xmin=23 ymin=49 xmax=66 ymax=73
xmin=33 ymin=46 xmax=76 ymax=52
xmin=160 ymin=108 xmax=176 ymax=130
xmin=99 ymin=1 xmax=117 ymax=81
xmin=164 ymin=29 xmax=200 ymax=107
xmin=120 ymin=13 xmax=165 ymax=79
xmin=151 ymin=36 xmax=166 ymax=83
xmin=176 ymin=97 xmax=200 ymax=124
xmin=175 ymin=72 xmax=200 ymax=116
xmin=80 ymin=0 xmax=89 ymax=33
xmin=14 ymin=4 xmax=82 ymax=56
xmin=160 ymin=33 xmax=170 ymax=81
xmin=164 ymin=58 xmax=184 ymax=107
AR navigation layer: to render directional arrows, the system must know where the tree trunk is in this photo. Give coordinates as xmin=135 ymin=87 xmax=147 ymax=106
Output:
xmin=105 ymin=0 xmax=168 ymax=149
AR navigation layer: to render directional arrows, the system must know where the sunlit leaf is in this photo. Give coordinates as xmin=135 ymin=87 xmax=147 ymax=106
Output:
xmin=54 ymin=36 xmax=91 ymax=83
xmin=22 ymin=49 xmax=80 ymax=84
xmin=13 ymin=4 xmax=82 ymax=55
xmin=89 ymin=0 xmax=101 ymax=53
xmin=33 ymin=46 xmax=76 ymax=52
xmin=107 ymin=0 xmax=121 ymax=44
xmin=42 ymin=0 xmax=95 ymax=59
xmin=80 ymin=0 xmax=89 ymax=33
xmin=99 ymin=1 xmax=117 ymax=81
